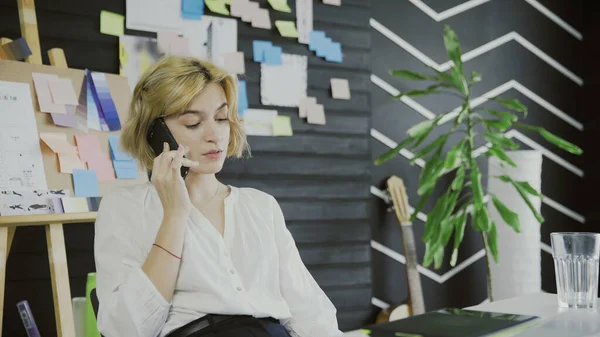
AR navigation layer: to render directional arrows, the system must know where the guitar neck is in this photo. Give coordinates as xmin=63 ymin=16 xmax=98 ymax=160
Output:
xmin=399 ymin=222 xmax=425 ymax=315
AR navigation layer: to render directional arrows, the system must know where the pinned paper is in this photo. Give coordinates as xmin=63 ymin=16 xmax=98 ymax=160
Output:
xmin=298 ymin=97 xmax=317 ymax=118
xmin=251 ymin=8 xmax=271 ymax=29
xmin=73 ymin=169 xmax=100 ymax=197
xmin=275 ymin=21 xmax=299 ymax=38
xmin=182 ymin=0 xmax=204 ymax=19
xmin=309 ymin=30 xmax=343 ymax=63
xmin=238 ymin=80 xmax=249 ymax=116
xmin=32 ymin=73 xmax=67 ymax=114
xmin=272 ymin=115 xmax=293 ymax=136
xmin=100 ymin=10 xmax=125 ymax=37
xmin=253 ymin=41 xmax=273 ymax=62
xmin=224 ymin=51 xmax=245 ymax=74
xmin=108 ymin=135 xmax=138 ymax=179
xmin=157 ymin=32 xmax=189 ymax=56
xmin=243 ymin=109 xmax=278 ymax=136
xmin=205 ymin=0 xmax=230 ymax=15
xmin=51 ymin=105 xmax=78 ymax=129
xmin=39 ymin=132 xmax=77 ymax=154
xmin=268 ymin=0 xmax=292 ymax=12
xmin=48 ymin=78 xmax=78 ymax=105
xmin=307 ymin=104 xmax=326 ymax=125
xmin=323 ymin=0 xmax=341 ymax=5
xmin=74 ymin=134 xmax=103 ymax=163
xmin=296 ymin=0 xmax=312 ymax=44
xmin=87 ymin=153 xmax=116 ymax=181
xmin=108 ymin=135 xmax=133 ymax=161
xmin=242 ymin=2 xmax=259 ymax=22
xmin=58 ymin=153 xmax=87 ymax=173
xmin=61 ymin=197 xmax=90 ymax=213
xmin=230 ymin=0 xmax=249 ymax=17
xmin=89 ymin=72 xmax=121 ymax=131
xmin=157 ymin=32 xmax=179 ymax=53
xmin=86 ymin=74 xmax=102 ymax=131
xmin=264 ymin=46 xmax=282 ymax=65
xmin=331 ymin=78 xmax=351 ymax=99
xmin=169 ymin=36 xmax=190 ymax=56
xmin=261 ymin=54 xmax=307 ymax=107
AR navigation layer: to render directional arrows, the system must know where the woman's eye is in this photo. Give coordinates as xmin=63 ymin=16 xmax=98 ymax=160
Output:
xmin=186 ymin=123 xmax=200 ymax=129
xmin=216 ymin=118 xmax=229 ymax=122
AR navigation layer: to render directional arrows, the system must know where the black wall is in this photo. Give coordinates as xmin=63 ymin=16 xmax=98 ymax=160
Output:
xmin=369 ymin=0 xmax=596 ymax=314
xmin=0 ymin=0 xmax=375 ymax=335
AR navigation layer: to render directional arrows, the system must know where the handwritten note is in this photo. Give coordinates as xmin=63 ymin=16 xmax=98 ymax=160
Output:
xmin=100 ymin=10 xmax=125 ymax=37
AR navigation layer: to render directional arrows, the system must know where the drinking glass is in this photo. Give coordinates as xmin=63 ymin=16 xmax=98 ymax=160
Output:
xmin=551 ymin=232 xmax=600 ymax=309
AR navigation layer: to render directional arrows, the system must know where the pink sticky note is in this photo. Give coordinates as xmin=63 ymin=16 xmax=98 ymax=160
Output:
xmin=87 ymin=153 xmax=116 ymax=181
xmin=170 ymin=36 xmax=190 ymax=56
xmin=251 ymin=8 xmax=272 ymax=29
xmin=48 ymin=78 xmax=79 ymax=105
xmin=32 ymin=73 xmax=67 ymax=114
xmin=231 ymin=0 xmax=249 ymax=17
xmin=58 ymin=153 xmax=87 ymax=174
xmin=157 ymin=31 xmax=179 ymax=54
xmin=224 ymin=52 xmax=245 ymax=74
xmin=243 ymin=2 xmax=259 ymax=22
xmin=298 ymin=97 xmax=317 ymax=118
xmin=307 ymin=104 xmax=326 ymax=125
xmin=74 ymin=134 xmax=103 ymax=162
xmin=39 ymin=132 xmax=77 ymax=154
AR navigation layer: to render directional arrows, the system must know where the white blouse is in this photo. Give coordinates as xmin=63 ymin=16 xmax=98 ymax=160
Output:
xmin=93 ymin=182 xmax=344 ymax=337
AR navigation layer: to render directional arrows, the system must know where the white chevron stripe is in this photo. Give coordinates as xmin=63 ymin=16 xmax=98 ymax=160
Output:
xmin=541 ymin=242 xmax=553 ymax=255
xmin=370 ymin=74 xmax=584 ymax=177
xmin=369 ymin=131 xmax=585 ymax=223
xmin=370 ymin=19 xmax=583 ymax=86
xmin=408 ymin=0 xmax=491 ymax=21
xmin=524 ymin=0 xmax=583 ymax=41
xmin=371 ymin=297 xmax=390 ymax=309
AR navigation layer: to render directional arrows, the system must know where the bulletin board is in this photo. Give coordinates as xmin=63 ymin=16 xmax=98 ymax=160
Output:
xmin=0 ymin=59 xmax=148 ymax=197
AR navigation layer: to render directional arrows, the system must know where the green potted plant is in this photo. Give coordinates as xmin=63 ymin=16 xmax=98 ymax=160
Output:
xmin=374 ymin=25 xmax=582 ymax=301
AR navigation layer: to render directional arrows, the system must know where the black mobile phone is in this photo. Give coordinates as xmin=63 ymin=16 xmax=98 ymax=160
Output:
xmin=147 ymin=118 xmax=190 ymax=179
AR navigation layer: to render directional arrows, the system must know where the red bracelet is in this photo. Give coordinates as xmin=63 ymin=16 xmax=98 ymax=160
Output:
xmin=152 ymin=243 xmax=182 ymax=260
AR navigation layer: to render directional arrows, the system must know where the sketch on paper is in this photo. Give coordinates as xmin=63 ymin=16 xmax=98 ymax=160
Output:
xmin=0 ymin=189 xmax=70 ymax=216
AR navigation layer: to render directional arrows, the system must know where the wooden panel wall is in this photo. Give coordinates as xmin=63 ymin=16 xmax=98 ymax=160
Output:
xmin=0 ymin=0 xmax=375 ymax=335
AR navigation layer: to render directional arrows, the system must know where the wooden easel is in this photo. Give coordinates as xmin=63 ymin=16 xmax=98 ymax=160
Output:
xmin=1 ymin=2 xmax=89 ymax=336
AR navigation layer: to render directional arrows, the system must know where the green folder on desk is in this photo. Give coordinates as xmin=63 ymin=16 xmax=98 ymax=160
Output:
xmin=361 ymin=308 xmax=539 ymax=337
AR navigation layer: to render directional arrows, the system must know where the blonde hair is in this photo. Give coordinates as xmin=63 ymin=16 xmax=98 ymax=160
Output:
xmin=121 ymin=56 xmax=249 ymax=170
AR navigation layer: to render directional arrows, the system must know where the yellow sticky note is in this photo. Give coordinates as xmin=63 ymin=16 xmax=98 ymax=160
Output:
xmin=275 ymin=21 xmax=299 ymax=38
xmin=268 ymin=0 xmax=292 ymax=13
xmin=100 ymin=10 xmax=124 ymax=37
xmin=40 ymin=132 xmax=78 ymax=154
xmin=61 ymin=197 xmax=90 ymax=213
xmin=272 ymin=115 xmax=293 ymax=136
xmin=58 ymin=153 xmax=87 ymax=174
xmin=205 ymin=0 xmax=231 ymax=15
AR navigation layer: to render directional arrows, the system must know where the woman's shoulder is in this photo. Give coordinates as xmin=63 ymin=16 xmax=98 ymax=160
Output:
xmin=233 ymin=186 xmax=276 ymax=204
xmin=98 ymin=182 xmax=156 ymax=212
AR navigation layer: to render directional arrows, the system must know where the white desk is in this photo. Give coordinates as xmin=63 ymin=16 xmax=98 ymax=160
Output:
xmin=343 ymin=292 xmax=600 ymax=337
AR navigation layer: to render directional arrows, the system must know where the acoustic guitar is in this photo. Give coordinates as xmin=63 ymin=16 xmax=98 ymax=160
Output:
xmin=375 ymin=175 xmax=426 ymax=323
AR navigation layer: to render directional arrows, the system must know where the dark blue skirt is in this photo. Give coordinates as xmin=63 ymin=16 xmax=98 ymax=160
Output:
xmin=167 ymin=315 xmax=292 ymax=337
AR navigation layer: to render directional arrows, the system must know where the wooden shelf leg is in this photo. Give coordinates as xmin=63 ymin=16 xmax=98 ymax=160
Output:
xmin=46 ymin=223 xmax=76 ymax=337
xmin=0 ymin=227 xmax=9 ymax=337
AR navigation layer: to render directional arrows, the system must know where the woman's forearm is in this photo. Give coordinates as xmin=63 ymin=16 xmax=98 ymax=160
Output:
xmin=141 ymin=214 xmax=187 ymax=302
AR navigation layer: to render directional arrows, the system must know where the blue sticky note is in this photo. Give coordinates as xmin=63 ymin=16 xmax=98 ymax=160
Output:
xmin=238 ymin=80 xmax=248 ymax=116
xmin=309 ymin=31 xmax=326 ymax=51
xmin=113 ymin=160 xmax=137 ymax=170
xmin=325 ymin=42 xmax=343 ymax=63
xmin=72 ymin=169 xmax=100 ymax=197
xmin=264 ymin=46 xmax=282 ymax=65
xmin=316 ymin=38 xmax=332 ymax=58
xmin=182 ymin=0 xmax=204 ymax=19
xmin=253 ymin=41 xmax=272 ymax=62
xmin=115 ymin=168 xmax=139 ymax=179
xmin=108 ymin=135 xmax=133 ymax=161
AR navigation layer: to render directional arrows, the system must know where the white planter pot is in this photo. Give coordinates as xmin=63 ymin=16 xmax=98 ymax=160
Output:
xmin=487 ymin=150 xmax=543 ymax=301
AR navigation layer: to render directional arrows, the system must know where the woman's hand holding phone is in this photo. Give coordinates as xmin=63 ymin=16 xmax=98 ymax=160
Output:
xmin=151 ymin=143 xmax=199 ymax=219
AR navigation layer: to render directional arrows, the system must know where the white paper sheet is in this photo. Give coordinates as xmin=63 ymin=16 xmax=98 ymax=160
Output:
xmin=182 ymin=15 xmax=238 ymax=69
xmin=0 ymin=189 xmax=70 ymax=216
xmin=260 ymin=54 xmax=307 ymax=107
xmin=0 ymin=81 xmax=48 ymax=190
xmin=126 ymin=0 xmax=183 ymax=33
xmin=296 ymin=0 xmax=313 ymax=44
xmin=120 ymin=35 xmax=165 ymax=90
xmin=243 ymin=109 xmax=278 ymax=136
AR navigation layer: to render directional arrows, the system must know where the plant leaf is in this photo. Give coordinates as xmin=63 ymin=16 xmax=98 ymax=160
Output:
xmin=491 ymin=194 xmax=521 ymax=233
xmin=450 ymin=210 xmax=468 ymax=266
xmin=423 ymin=242 xmax=440 ymax=268
xmin=451 ymin=165 xmax=465 ymax=191
xmin=482 ymin=118 xmax=512 ymax=132
xmin=485 ymin=109 xmax=518 ymax=122
xmin=423 ymin=197 xmax=444 ymax=242
xmin=475 ymin=207 xmax=492 ymax=231
xmin=410 ymin=188 xmax=433 ymax=222
xmin=443 ymin=25 xmax=464 ymax=76
xmin=514 ymin=181 xmax=540 ymax=196
xmin=451 ymin=65 xmax=468 ymax=95
xmin=417 ymin=151 xmax=444 ymax=196
xmin=470 ymin=71 xmax=482 ymax=83
xmin=483 ymin=132 xmax=519 ymax=150
xmin=374 ymin=137 xmax=415 ymax=165
xmin=539 ymin=128 xmax=583 ymax=155
xmin=487 ymin=145 xmax=517 ymax=167
xmin=488 ymin=222 xmax=499 ymax=263
xmin=470 ymin=158 xmax=485 ymax=211
xmin=492 ymin=97 xmax=528 ymax=117
xmin=390 ymin=69 xmax=439 ymax=81
xmin=498 ymin=175 xmax=545 ymax=223
xmin=433 ymin=244 xmax=445 ymax=269
xmin=444 ymin=139 xmax=465 ymax=169
xmin=407 ymin=120 xmax=434 ymax=138
xmin=394 ymin=84 xmax=444 ymax=99
xmin=410 ymin=134 xmax=448 ymax=165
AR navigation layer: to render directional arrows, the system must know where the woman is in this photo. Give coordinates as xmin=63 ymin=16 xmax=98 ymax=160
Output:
xmin=94 ymin=56 xmax=344 ymax=337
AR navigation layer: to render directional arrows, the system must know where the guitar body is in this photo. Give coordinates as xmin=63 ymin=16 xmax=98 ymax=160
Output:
xmin=375 ymin=176 xmax=426 ymax=322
